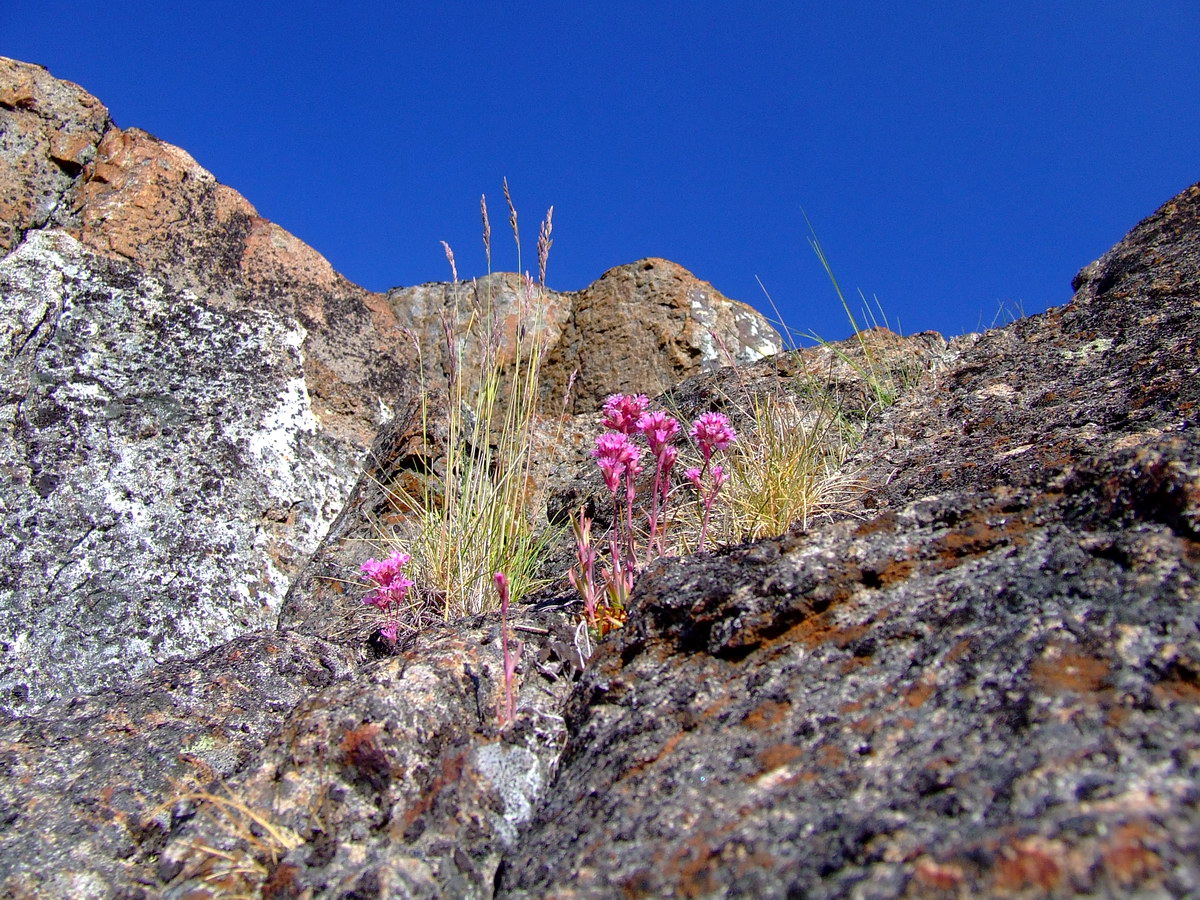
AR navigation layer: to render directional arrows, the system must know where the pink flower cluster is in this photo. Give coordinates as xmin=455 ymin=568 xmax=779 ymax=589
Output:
xmin=592 ymin=432 xmax=643 ymax=496
xmin=574 ymin=395 xmax=738 ymax=627
xmin=360 ymin=550 xmax=414 ymax=645
xmin=601 ymin=392 xmax=650 ymax=434
xmin=691 ymin=412 xmax=738 ymax=461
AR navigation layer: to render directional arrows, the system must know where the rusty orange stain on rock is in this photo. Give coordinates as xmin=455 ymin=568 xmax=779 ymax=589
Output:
xmin=903 ymin=678 xmax=937 ymax=708
xmin=741 ymin=699 xmax=790 ymax=730
xmin=1031 ymin=647 xmax=1110 ymax=694
xmin=849 ymin=716 xmax=877 ymax=735
xmin=932 ymin=517 xmax=1028 ymax=564
xmin=815 ymin=743 xmax=845 ymax=769
xmin=853 ymin=510 xmax=899 ymax=538
xmin=1101 ymin=822 xmax=1164 ymax=887
xmin=1151 ymin=660 xmax=1200 ymax=704
xmin=624 ymin=730 xmax=687 ymax=780
xmin=990 ymin=839 xmax=1065 ymax=894
xmin=945 ymin=637 xmax=974 ymax=663
xmin=911 ymin=856 xmax=966 ymax=891
xmin=755 ymin=743 xmax=805 ymax=772
xmin=867 ymin=558 xmax=916 ymax=587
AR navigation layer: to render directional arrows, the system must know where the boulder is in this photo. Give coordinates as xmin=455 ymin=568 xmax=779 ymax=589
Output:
xmin=0 ymin=630 xmax=357 ymax=897
xmin=0 ymin=231 xmax=362 ymax=707
xmin=3 ymin=54 xmax=1198 ymax=900
xmin=0 ymin=57 xmax=412 ymax=709
xmin=387 ymin=257 xmax=784 ymax=415
xmin=155 ymin=608 xmax=581 ymax=900
xmin=0 ymin=57 xmax=783 ymax=709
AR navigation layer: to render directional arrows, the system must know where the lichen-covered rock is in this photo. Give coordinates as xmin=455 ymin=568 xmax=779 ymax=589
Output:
xmin=504 ymin=441 xmax=1200 ymax=898
xmin=0 ymin=56 xmax=109 ymax=253
xmin=1 ymin=57 xmax=411 ymax=452
xmin=542 ymin=257 xmax=781 ymax=415
xmin=156 ymin=608 xmax=579 ymax=900
xmin=0 ymin=630 xmax=357 ymax=898
xmin=0 ymin=57 xmax=416 ymax=709
xmin=496 ymin=184 xmax=1200 ymax=898
xmin=0 ymin=230 xmax=363 ymax=708
xmin=844 ymin=184 xmax=1200 ymax=516
xmin=388 ymin=257 xmax=783 ymax=415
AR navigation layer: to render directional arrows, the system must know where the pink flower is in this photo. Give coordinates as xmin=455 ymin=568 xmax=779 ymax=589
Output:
xmin=493 ymin=571 xmax=511 ymax=607
xmin=592 ymin=432 xmax=642 ymax=494
xmin=690 ymin=412 xmax=737 ymax=461
xmin=636 ymin=411 xmax=681 ymax=455
xmin=360 ymin=550 xmax=411 ymax=586
xmin=659 ymin=445 xmax=679 ymax=481
xmin=360 ymin=550 xmax=414 ymax=611
xmin=685 ymin=466 xmax=703 ymax=489
xmin=711 ymin=464 xmax=728 ymax=489
xmin=601 ymin=394 xmax=650 ymax=434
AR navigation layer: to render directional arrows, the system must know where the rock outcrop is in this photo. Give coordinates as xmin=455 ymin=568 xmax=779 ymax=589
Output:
xmin=0 ymin=57 xmax=411 ymax=708
xmin=386 ymin=257 xmax=783 ymax=415
xmin=0 ymin=57 xmax=779 ymax=710
xmin=0 ymin=231 xmax=360 ymax=708
xmin=498 ymin=186 xmax=1200 ymax=898
xmin=2 ymin=56 xmax=1198 ymax=900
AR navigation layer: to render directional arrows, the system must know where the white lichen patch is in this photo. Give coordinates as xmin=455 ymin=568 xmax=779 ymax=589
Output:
xmin=974 ymin=382 xmax=1018 ymax=402
xmin=1060 ymin=337 xmax=1114 ymax=362
xmin=472 ymin=742 xmax=545 ymax=846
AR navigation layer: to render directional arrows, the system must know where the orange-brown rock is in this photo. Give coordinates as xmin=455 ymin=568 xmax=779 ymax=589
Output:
xmin=386 ymin=258 xmax=784 ymax=415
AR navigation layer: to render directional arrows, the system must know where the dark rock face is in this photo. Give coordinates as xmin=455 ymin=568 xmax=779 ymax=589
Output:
xmin=0 ymin=630 xmax=357 ymax=897
xmin=846 ymin=185 xmax=1200 ymax=515
xmin=500 ymin=442 xmax=1200 ymax=898
xmin=156 ymin=608 xmax=581 ymax=900
xmin=497 ymin=184 xmax=1200 ymax=898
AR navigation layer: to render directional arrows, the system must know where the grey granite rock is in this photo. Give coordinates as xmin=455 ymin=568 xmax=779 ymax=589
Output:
xmin=156 ymin=608 xmax=580 ymax=900
xmin=2 ymin=54 xmax=1198 ymax=900
xmin=496 ymin=183 xmax=1200 ymax=898
xmin=0 ymin=231 xmax=354 ymax=709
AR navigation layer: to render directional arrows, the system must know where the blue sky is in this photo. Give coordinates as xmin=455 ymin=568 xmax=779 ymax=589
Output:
xmin=5 ymin=2 xmax=1198 ymax=341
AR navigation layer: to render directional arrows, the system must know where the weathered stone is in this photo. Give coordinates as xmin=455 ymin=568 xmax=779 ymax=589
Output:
xmin=0 ymin=230 xmax=360 ymax=708
xmin=844 ymin=184 xmax=1200 ymax=515
xmin=2 ymin=53 xmax=1199 ymax=900
xmin=1 ymin=57 xmax=412 ymax=451
xmin=0 ymin=57 xmax=415 ymax=710
xmin=500 ymin=437 xmax=1200 ymax=899
xmin=156 ymin=608 xmax=580 ymax=900
xmin=388 ymin=257 xmax=784 ymax=415
xmin=542 ymin=257 xmax=782 ymax=414
xmin=496 ymin=183 xmax=1200 ymax=898
xmin=0 ymin=630 xmax=357 ymax=898
xmin=0 ymin=56 xmax=109 ymax=254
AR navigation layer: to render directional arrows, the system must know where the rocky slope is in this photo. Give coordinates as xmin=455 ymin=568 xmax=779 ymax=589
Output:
xmin=1 ymin=56 xmax=1197 ymax=900
xmin=0 ymin=57 xmax=778 ymax=711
